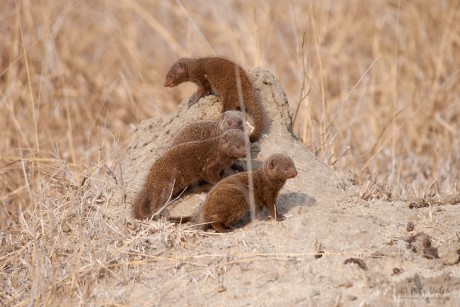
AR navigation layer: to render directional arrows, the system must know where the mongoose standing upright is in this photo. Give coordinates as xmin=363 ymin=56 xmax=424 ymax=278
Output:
xmin=171 ymin=110 xmax=245 ymax=146
xmin=164 ymin=57 xmax=264 ymax=142
xmin=133 ymin=129 xmax=248 ymax=220
xmin=198 ymin=153 xmax=297 ymax=232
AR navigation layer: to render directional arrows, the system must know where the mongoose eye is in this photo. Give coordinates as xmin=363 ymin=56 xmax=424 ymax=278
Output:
xmin=237 ymin=120 xmax=242 ymax=126
xmin=227 ymin=120 xmax=232 ymax=125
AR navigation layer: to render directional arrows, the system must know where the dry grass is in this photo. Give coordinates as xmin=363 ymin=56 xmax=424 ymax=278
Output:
xmin=1 ymin=0 xmax=459 ymax=305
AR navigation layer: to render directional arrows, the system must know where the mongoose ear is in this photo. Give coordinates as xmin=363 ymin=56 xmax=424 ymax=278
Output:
xmin=269 ymin=158 xmax=277 ymax=169
xmin=177 ymin=62 xmax=186 ymax=73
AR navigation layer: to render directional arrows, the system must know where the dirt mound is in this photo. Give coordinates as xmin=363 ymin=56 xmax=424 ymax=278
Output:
xmin=110 ymin=67 xmax=350 ymax=219
xmin=96 ymin=68 xmax=459 ymax=306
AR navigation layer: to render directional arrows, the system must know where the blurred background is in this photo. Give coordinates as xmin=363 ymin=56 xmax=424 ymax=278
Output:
xmin=1 ymin=0 xmax=459 ymax=226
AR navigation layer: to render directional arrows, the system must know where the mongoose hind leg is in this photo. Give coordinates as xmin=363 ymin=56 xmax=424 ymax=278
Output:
xmin=210 ymin=222 xmax=230 ymax=233
xmin=186 ymin=181 xmax=214 ymax=194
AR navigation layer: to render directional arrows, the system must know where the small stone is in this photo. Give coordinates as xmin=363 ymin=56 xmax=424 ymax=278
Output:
xmin=217 ymin=285 xmax=226 ymax=292
xmin=438 ymin=244 xmax=460 ymax=266
xmin=408 ymin=232 xmax=431 ymax=253
xmin=338 ymin=280 xmax=353 ymax=288
xmin=406 ymin=221 xmax=415 ymax=232
xmin=61 ymin=221 xmax=72 ymax=233
xmin=344 ymin=257 xmax=367 ymax=270
xmin=393 ymin=268 xmax=402 ymax=275
xmin=423 ymin=247 xmax=439 ymax=259
xmin=347 ymin=295 xmax=358 ymax=301
xmin=311 ymin=290 xmax=320 ymax=297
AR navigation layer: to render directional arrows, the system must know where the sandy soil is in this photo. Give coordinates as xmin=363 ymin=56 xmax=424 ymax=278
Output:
xmin=95 ymin=68 xmax=460 ymax=306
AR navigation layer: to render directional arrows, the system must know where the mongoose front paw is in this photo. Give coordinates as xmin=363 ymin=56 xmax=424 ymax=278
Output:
xmin=230 ymin=161 xmax=246 ymax=172
xmin=275 ymin=214 xmax=286 ymax=221
xmin=188 ymin=93 xmax=199 ymax=107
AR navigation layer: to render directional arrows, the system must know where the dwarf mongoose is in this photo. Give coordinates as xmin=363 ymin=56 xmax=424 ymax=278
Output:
xmin=133 ymin=129 xmax=249 ymax=220
xmin=171 ymin=110 xmax=245 ymax=146
xmin=164 ymin=57 xmax=264 ymax=142
xmin=198 ymin=153 xmax=297 ymax=232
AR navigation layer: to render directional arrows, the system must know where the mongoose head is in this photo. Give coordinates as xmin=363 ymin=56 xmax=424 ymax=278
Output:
xmin=218 ymin=111 xmax=245 ymax=132
xmin=265 ymin=154 xmax=298 ymax=180
xmin=218 ymin=129 xmax=248 ymax=158
xmin=164 ymin=59 xmax=188 ymax=87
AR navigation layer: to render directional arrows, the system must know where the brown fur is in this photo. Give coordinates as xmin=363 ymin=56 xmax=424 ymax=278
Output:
xmin=171 ymin=110 xmax=245 ymax=146
xmin=198 ymin=153 xmax=297 ymax=232
xmin=164 ymin=57 xmax=264 ymax=142
xmin=132 ymin=129 xmax=249 ymax=220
